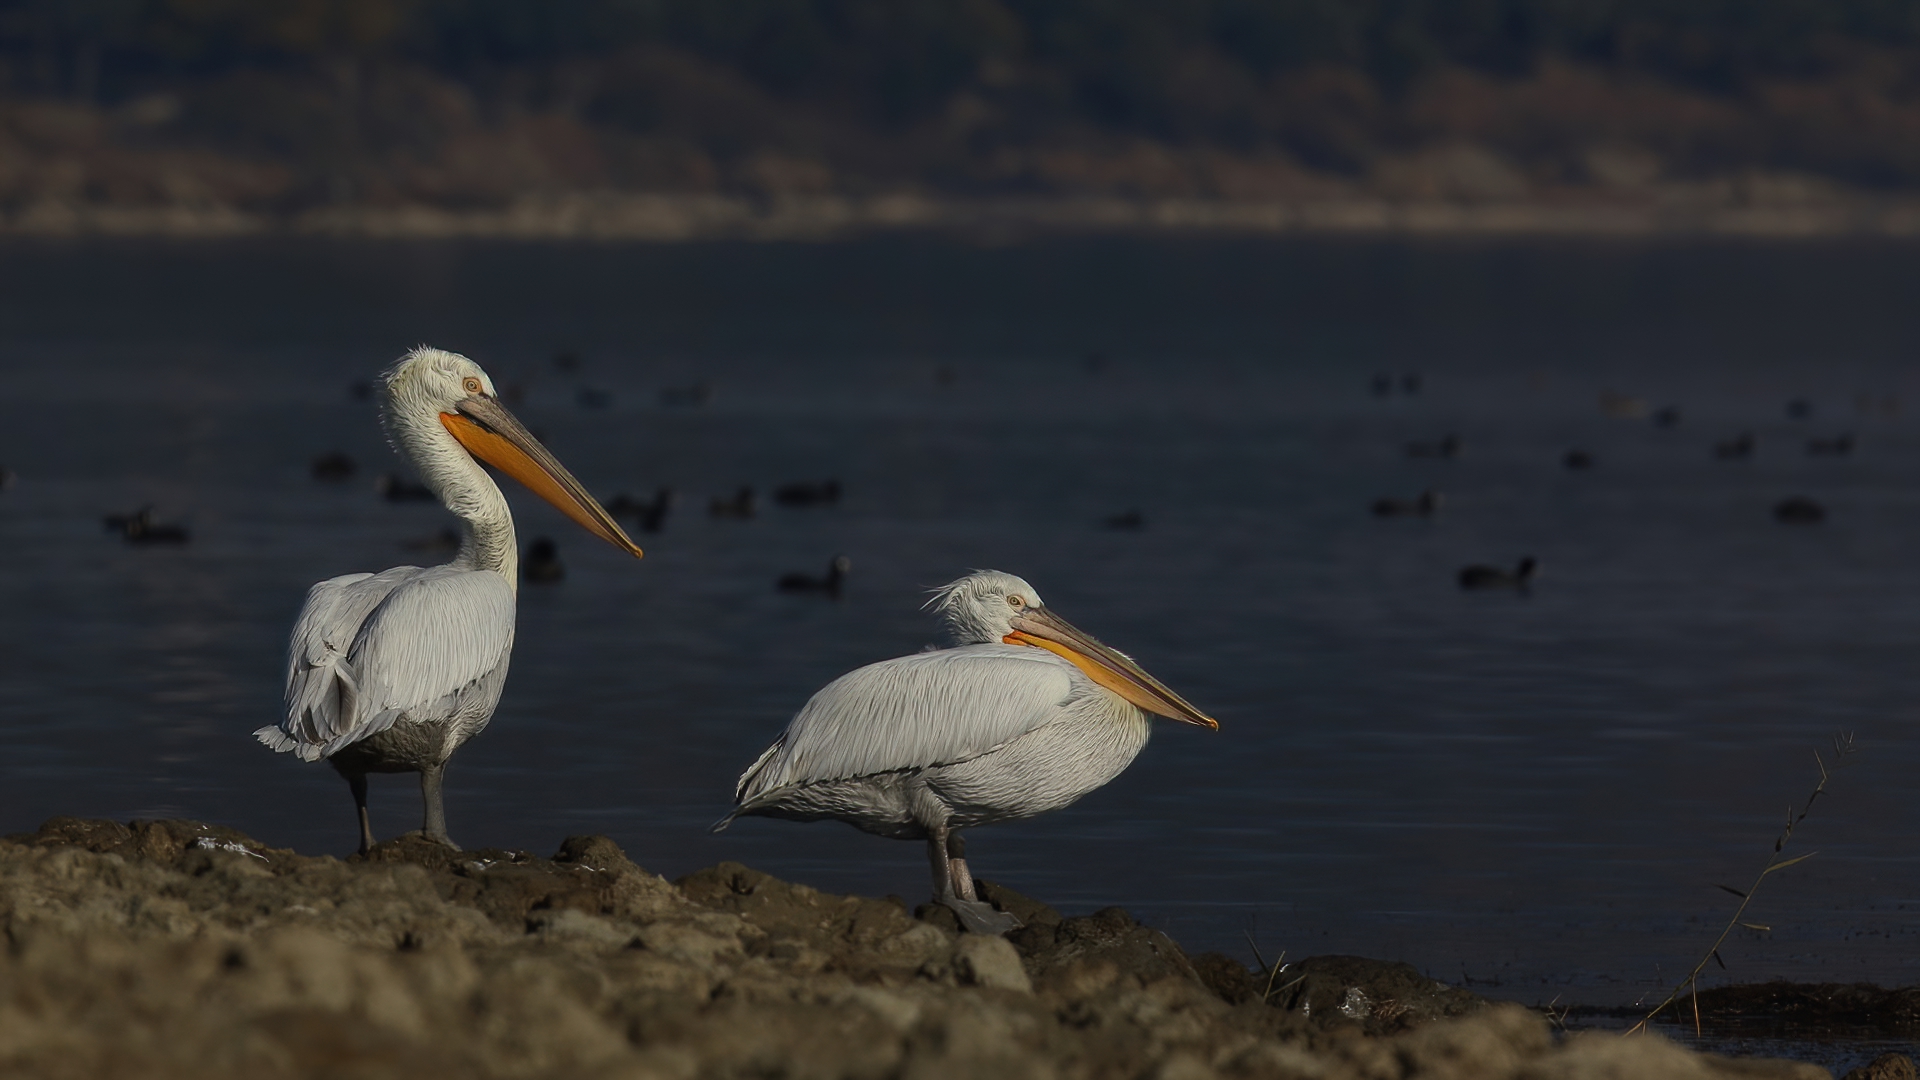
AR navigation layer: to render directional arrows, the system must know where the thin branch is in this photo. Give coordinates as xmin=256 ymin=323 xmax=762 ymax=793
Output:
xmin=1625 ymin=732 xmax=1856 ymax=1036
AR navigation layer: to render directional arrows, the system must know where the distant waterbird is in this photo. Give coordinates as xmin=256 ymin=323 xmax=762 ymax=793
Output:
xmin=311 ymin=452 xmax=357 ymax=481
xmin=607 ymin=487 xmax=675 ymax=532
xmin=1458 ymin=557 xmax=1537 ymax=592
xmin=1371 ymin=490 xmax=1442 ymax=517
xmin=773 ymin=480 xmax=842 ymax=507
xmin=660 ymin=382 xmax=713 ymax=408
xmin=1599 ymin=392 xmax=1650 ymax=420
xmin=105 ymin=505 xmax=190 ymax=545
xmin=1372 ymin=372 xmax=1423 ymax=397
xmin=1714 ymin=433 xmax=1755 ymax=460
xmin=524 ymin=537 xmax=564 ymax=583
xmin=255 ymin=347 xmax=644 ymax=854
xmin=777 ymin=555 xmax=851 ymax=596
xmin=710 ymin=486 xmax=756 ymax=519
xmin=1807 ymin=434 xmax=1854 ymax=457
xmin=375 ymin=472 xmax=435 ymax=502
xmin=1404 ymin=434 xmax=1461 ymax=459
xmin=1775 ymin=496 xmax=1826 ymax=524
xmin=400 ymin=527 xmax=461 ymax=554
xmin=717 ymin=570 xmax=1217 ymax=934
xmin=1563 ymin=450 xmax=1595 ymax=470
xmin=1854 ymin=392 xmax=1900 ymax=419
xmin=1103 ymin=509 xmax=1146 ymax=530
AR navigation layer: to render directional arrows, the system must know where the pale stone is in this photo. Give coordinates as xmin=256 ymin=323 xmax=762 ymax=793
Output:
xmin=954 ymin=934 xmax=1032 ymax=993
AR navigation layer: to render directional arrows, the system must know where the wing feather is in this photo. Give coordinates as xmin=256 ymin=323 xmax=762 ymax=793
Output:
xmin=733 ymin=644 xmax=1073 ymax=806
xmin=258 ymin=566 xmax=514 ymax=761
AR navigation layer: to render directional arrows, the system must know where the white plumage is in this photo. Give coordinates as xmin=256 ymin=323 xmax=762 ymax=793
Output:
xmin=736 ymin=645 xmax=1070 ymax=798
xmin=268 ymin=566 xmax=514 ymax=760
xmin=720 ymin=570 xmax=1216 ymax=933
xmin=255 ymin=347 xmax=642 ymax=852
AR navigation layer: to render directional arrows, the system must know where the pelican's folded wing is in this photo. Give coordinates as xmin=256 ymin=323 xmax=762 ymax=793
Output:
xmin=260 ymin=566 xmax=514 ymax=761
xmin=733 ymin=644 xmax=1074 ymax=806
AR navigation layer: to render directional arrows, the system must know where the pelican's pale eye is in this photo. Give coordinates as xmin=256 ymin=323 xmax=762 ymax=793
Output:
xmin=463 ymin=377 xmax=483 ymax=394
xmin=1007 ymin=595 xmax=1025 ymax=608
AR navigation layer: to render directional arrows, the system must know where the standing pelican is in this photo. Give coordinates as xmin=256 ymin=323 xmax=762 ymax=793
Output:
xmin=255 ymin=347 xmax=643 ymax=852
xmin=716 ymin=570 xmax=1216 ymax=933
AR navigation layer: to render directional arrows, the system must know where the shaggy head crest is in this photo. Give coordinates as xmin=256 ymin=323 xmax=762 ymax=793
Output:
xmin=927 ymin=570 xmax=1044 ymax=645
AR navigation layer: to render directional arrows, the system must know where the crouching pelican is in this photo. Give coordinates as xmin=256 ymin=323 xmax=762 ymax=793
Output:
xmin=256 ymin=347 xmax=644 ymax=853
xmin=716 ymin=570 xmax=1216 ymax=933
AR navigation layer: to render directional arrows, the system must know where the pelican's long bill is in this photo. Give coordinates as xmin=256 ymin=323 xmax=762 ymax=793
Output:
xmin=1004 ymin=607 xmax=1218 ymax=729
xmin=440 ymin=396 xmax=644 ymax=558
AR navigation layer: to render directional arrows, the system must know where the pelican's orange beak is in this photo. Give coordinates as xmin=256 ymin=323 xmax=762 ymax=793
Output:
xmin=1004 ymin=607 xmax=1217 ymax=729
xmin=440 ymin=396 xmax=643 ymax=559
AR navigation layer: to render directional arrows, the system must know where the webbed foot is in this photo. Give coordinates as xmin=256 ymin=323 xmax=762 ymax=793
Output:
xmin=941 ymin=895 xmax=1023 ymax=935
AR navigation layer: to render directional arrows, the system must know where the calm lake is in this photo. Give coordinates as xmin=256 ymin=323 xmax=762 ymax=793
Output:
xmin=2 ymin=234 xmax=1918 ymax=1016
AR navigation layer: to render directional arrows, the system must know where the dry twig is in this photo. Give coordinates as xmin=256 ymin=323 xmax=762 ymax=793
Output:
xmin=1626 ymin=732 xmax=1856 ymax=1036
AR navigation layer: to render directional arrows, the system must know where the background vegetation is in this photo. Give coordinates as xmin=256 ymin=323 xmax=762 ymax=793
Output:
xmin=7 ymin=0 xmax=1920 ymax=212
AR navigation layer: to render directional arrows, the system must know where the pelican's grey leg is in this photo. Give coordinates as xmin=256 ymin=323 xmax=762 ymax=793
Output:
xmin=947 ymin=830 xmax=979 ymax=902
xmin=926 ymin=823 xmax=1019 ymax=935
xmin=348 ymin=772 xmax=374 ymax=855
xmin=926 ymin=821 xmax=956 ymax=899
xmin=420 ymin=763 xmax=460 ymax=850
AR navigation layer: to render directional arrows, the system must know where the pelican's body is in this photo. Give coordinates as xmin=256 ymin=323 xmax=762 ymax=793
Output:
xmin=719 ymin=571 xmax=1216 ymax=933
xmin=731 ymin=644 xmax=1151 ymax=837
xmin=256 ymin=347 xmax=643 ymax=852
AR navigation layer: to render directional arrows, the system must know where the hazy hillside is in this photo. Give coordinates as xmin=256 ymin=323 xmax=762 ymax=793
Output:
xmin=7 ymin=0 xmax=1920 ymax=234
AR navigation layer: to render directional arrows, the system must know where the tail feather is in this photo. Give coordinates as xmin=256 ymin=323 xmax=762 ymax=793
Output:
xmin=253 ymin=725 xmax=323 ymax=763
xmin=732 ymin=738 xmax=787 ymax=804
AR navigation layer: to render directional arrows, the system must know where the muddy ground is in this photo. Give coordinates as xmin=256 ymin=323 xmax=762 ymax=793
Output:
xmin=0 ymin=817 xmax=1870 ymax=1079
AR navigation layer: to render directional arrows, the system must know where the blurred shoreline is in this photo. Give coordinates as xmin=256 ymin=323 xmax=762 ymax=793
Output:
xmin=13 ymin=190 xmax=1920 ymax=241
xmin=16 ymin=4 xmax=1920 ymax=245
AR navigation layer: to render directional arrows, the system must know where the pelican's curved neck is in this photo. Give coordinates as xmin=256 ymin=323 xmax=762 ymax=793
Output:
xmin=385 ymin=403 xmax=519 ymax=590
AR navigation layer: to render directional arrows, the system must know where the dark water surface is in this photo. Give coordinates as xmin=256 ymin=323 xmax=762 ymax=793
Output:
xmin=3 ymin=236 xmax=1920 ymax=1012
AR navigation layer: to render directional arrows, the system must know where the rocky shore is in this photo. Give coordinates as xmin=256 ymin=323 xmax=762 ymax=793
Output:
xmin=0 ymin=817 xmax=1861 ymax=1079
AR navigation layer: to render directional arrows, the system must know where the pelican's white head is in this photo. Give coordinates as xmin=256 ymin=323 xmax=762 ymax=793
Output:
xmin=929 ymin=570 xmax=1045 ymax=645
xmin=372 ymin=345 xmax=644 ymax=563
xmin=380 ymin=347 xmax=498 ymax=438
xmin=928 ymin=568 xmax=1218 ymax=729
